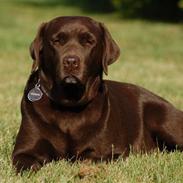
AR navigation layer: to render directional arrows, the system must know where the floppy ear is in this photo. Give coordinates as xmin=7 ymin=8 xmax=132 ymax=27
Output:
xmin=30 ymin=23 xmax=47 ymax=73
xmin=100 ymin=23 xmax=120 ymax=75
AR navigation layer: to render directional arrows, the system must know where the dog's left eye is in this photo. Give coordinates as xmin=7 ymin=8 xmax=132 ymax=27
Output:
xmin=79 ymin=33 xmax=95 ymax=46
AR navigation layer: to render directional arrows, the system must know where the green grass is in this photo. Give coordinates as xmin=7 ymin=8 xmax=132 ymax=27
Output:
xmin=0 ymin=1 xmax=183 ymax=182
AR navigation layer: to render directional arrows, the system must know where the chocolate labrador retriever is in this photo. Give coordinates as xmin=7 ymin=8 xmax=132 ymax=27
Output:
xmin=12 ymin=16 xmax=183 ymax=173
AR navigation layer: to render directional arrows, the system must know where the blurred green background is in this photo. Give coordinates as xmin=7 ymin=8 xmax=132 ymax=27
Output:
xmin=0 ymin=0 xmax=183 ymax=182
xmin=17 ymin=0 xmax=183 ymax=20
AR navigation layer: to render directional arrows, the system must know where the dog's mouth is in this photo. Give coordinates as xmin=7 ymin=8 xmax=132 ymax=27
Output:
xmin=62 ymin=76 xmax=85 ymax=101
xmin=51 ymin=75 xmax=86 ymax=105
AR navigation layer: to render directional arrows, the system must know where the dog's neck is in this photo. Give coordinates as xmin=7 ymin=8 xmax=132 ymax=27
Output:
xmin=35 ymin=70 xmax=104 ymax=108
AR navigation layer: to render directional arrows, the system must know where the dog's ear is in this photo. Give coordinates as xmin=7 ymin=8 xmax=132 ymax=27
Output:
xmin=100 ymin=23 xmax=120 ymax=75
xmin=30 ymin=22 xmax=47 ymax=73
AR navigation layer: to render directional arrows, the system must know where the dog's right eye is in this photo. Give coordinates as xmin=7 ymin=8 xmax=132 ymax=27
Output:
xmin=52 ymin=39 xmax=60 ymax=44
xmin=52 ymin=33 xmax=68 ymax=46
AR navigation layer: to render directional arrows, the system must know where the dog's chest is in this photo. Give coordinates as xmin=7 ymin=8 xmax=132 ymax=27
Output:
xmin=33 ymin=94 xmax=130 ymax=159
xmin=52 ymin=113 xmax=126 ymax=160
xmin=34 ymin=98 xmax=102 ymax=139
xmin=47 ymin=108 xmax=129 ymax=160
xmin=56 ymin=112 xmax=89 ymax=137
xmin=45 ymin=108 xmax=113 ymax=159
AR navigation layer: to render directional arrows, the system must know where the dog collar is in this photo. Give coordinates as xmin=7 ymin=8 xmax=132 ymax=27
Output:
xmin=27 ymin=79 xmax=43 ymax=102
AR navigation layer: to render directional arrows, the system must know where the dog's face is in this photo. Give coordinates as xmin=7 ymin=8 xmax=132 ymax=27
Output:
xmin=30 ymin=16 xmax=120 ymax=106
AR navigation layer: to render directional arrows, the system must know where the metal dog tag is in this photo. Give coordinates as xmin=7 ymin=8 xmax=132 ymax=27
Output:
xmin=28 ymin=82 xmax=43 ymax=102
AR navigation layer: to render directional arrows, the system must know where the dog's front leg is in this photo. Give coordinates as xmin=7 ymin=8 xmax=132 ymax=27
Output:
xmin=12 ymin=118 xmax=56 ymax=173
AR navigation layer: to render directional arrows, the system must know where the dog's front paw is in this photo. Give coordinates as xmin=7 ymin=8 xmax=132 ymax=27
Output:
xmin=12 ymin=154 xmax=42 ymax=173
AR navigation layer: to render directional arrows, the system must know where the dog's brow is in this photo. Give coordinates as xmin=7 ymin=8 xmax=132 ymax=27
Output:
xmin=52 ymin=32 xmax=68 ymax=39
xmin=60 ymin=23 xmax=89 ymax=33
xmin=79 ymin=32 xmax=96 ymax=40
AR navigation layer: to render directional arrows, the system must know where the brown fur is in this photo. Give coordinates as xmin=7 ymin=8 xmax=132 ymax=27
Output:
xmin=12 ymin=16 xmax=183 ymax=173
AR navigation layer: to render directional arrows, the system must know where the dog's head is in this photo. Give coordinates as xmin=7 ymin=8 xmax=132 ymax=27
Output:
xmin=30 ymin=16 xmax=120 ymax=106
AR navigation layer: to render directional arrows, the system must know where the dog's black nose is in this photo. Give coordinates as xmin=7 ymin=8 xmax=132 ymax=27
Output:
xmin=63 ymin=55 xmax=80 ymax=69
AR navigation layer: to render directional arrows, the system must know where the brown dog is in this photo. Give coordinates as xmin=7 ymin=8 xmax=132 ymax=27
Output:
xmin=12 ymin=16 xmax=183 ymax=173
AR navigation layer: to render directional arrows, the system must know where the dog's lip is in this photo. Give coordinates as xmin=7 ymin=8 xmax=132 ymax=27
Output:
xmin=64 ymin=76 xmax=78 ymax=84
xmin=62 ymin=75 xmax=83 ymax=85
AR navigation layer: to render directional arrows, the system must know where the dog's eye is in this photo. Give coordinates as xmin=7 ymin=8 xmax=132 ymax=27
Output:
xmin=52 ymin=33 xmax=68 ymax=45
xmin=79 ymin=33 xmax=95 ymax=46
xmin=59 ymin=36 xmax=68 ymax=45
xmin=52 ymin=39 xmax=60 ymax=44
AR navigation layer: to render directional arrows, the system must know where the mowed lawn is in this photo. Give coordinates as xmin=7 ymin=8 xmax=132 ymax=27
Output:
xmin=0 ymin=1 xmax=183 ymax=182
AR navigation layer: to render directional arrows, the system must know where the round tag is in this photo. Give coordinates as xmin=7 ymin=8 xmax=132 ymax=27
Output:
xmin=27 ymin=87 xmax=43 ymax=102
